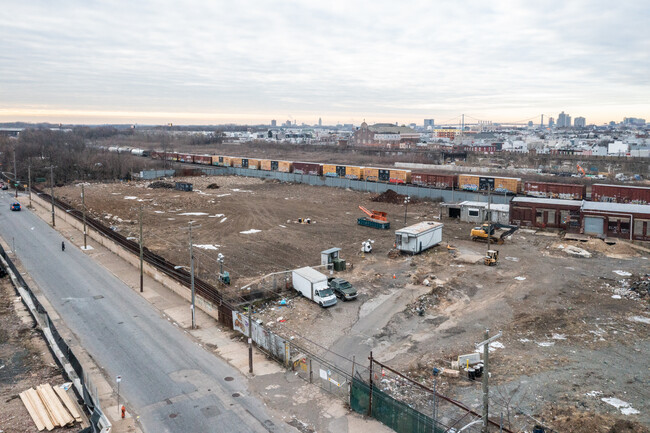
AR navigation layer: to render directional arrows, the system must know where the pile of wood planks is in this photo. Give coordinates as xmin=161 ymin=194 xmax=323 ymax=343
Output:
xmin=19 ymin=383 xmax=82 ymax=431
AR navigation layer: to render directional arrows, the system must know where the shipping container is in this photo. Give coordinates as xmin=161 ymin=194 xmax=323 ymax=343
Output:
xmin=459 ymin=175 xmax=521 ymax=194
xmin=591 ymin=184 xmax=650 ymax=205
xmin=278 ymin=161 xmax=293 ymax=172
xmin=411 ymin=172 xmax=457 ymax=189
xmin=194 ymin=155 xmax=212 ymax=165
xmin=523 ymin=181 xmax=586 ymax=200
xmin=294 ymin=162 xmax=322 ymax=175
xmin=389 ymin=169 xmax=411 ymax=184
xmin=323 ymin=164 xmax=337 ymax=177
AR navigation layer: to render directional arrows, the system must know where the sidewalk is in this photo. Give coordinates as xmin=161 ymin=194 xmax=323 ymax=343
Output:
xmin=27 ymin=194 xmax=393 ymax=433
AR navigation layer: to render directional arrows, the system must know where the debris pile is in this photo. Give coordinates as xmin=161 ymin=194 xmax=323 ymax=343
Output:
xmin=371 ymin=189 xmax=416 ymax=204
xmin=206 ymin=183 xmax=220 ymax=189
xmin=630 ymin=274 xmax=650 ymax=298
xmin=147 ymin=181 xmax=174 ymax=189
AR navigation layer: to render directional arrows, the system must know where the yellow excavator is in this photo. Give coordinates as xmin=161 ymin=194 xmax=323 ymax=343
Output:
xmin=471 ymin=223 xmax=518 ymax=244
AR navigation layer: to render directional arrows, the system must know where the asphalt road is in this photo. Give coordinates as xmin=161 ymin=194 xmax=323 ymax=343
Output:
xmin=0 ymin=193 xmax=285 ymax=433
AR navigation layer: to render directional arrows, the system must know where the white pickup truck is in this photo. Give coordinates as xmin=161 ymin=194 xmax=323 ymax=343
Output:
xmin=292 ymin=267 xmax=337 ymax=307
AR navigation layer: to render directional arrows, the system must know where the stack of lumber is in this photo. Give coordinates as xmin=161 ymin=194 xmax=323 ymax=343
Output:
xmin=19 ymin=383 xmax=82 ymax=431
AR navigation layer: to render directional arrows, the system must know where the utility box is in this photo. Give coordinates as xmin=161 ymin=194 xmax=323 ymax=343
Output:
xmin=174 ymin=182 xmax=193 ymax=192
xmin=320 ymin=247 xmax=341 ymax=267
xmin=395 ymin=221 xmax=443 ymax=254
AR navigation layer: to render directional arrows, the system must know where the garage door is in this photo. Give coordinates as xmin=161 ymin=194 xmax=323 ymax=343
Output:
xmin=584 ymin=216 xmax=604 ymax=235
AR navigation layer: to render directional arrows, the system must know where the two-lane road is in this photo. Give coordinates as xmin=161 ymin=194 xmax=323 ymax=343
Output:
xmin=0 ymin=192 xmax=285 ymax=432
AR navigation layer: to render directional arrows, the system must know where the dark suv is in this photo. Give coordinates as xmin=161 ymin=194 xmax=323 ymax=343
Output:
xmin=327 ymin=278 xmax=357 ymax=301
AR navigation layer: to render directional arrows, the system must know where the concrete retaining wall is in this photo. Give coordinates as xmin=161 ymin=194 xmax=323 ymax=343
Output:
xmin=31 ymin=193 xmax=220 ymax=321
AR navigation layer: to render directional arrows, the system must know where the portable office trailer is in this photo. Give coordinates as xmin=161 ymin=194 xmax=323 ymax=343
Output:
xmin=459 ymin=201 xmax=510 ymax=225
xmin=394 ymin=221 xmax=444 ymax=254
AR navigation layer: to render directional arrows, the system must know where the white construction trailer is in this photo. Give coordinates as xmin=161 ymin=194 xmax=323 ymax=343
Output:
xmin=395 ymin=221 xmax=443 ymax=254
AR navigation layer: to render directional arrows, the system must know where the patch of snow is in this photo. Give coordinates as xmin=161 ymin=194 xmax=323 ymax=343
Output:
xmin=220 ymin=217 xmax=227 ymax=223
xmin=167 ymin=218 xmax=176 ymax=220
xmin=475 ymin=341 xmax=504 ymax=353
xmin=611 ymin=295 xmax=622 ymax=299
xmin=231 ymin=188 xmax=252 ymax=193
xmin=124 ymin=196 xmax=138 ymax=200
xmin=505 ymin=257 xmax=519 ymax=262
xmin=519 ymin=338 xmax=530 ymax=343
xmin=552 ymin=333 xmax=566 ymax=340
xmin=601 ymin=397 xmax=639 ymax=415
xmin=154 ymin=210 xmax=165 ymax=214
xmin=178 ymin=212 xmax=209 ymax=216
xmin=613 ymin=270 xmax=632 ymax=277
xmin=208 ymin=213 xmax=225 ymax=218
xmin=537 ymin=342 xmax=554 ymax=347
xmin=80 ymin=246 xmax=94 ymax=251
xmin=564 ymin=245 xmax=591 ymax=258
xmin=514 ymin=276 xmax=526 ymax=281
xmin=279 ymin=225 xmax=286 ymax=228
xmin=216 ymin=193 xmax=231 ymax=197
xmin=585 ymin=390 xmax=602 ymax=397
xmin=193 ymin=244 xmax=220 ymax=250
xmin=629 ymin=316 xmax=650 ymax=325
xmin=240 ymin=229 xmax=261 ymax=234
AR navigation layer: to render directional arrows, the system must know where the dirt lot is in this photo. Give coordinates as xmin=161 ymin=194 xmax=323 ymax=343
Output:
xmin=55 ymin=175 xmax=650 ymax=432
xmin=0 ymin=277 xmax=81 ymax=432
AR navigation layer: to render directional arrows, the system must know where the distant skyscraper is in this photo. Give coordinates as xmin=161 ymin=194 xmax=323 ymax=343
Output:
xmin=271 ymin=119 xmax=277 ymax=127
xmin=574 ymin=117 xmax=586 ymax=128
xmin=557 ymin=111 xmax=571 ymax=127
xmin=548 ymin=117 xmax=555 ymax=128
xmin=318 ymin=117 xmax=322 ymax=127
xmin=424 ymin=119 xmax=434 ymax=128
xmin=528 ymin=121 xmax=534 ymax=127
xmin=623 ymin=117 xmax=646 ymax=126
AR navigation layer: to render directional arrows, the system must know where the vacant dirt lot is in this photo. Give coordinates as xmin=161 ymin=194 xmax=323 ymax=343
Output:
xmin=55 ymin=175 xmax=650 ymax=432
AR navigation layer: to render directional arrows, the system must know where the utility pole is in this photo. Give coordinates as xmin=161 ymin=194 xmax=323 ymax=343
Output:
xmin=49 ymin=166 xmax=55 ymax=227
xmin=475 ymin=330 xmax=502 ymax=433
xmin=486 ymin=185 xmax=491 ymax=253
xmin=248 ymin=302 xmax=253 ymax=374
xmin=139 ymin=205 xmax=144 ymax=293
xmin=82 ymin=184 xmax=87 ymax=249
xmin=189 ymin=221 xmax=196 ymax=329
xmin=13 ymin=143 xmax=17 ymax=198
xmin=432 ymin=367 xmax=440 ymax=433
xmin=28 ymin=164 xmax=32 ymax=208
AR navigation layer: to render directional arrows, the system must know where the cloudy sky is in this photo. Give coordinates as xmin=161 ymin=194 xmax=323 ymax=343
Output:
xmin=1 ymin=0 xmax=648 ymax=125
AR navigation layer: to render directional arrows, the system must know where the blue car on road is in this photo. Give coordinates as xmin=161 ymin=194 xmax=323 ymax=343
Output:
xmin=10 ymin=202 xmax=21 ymax=211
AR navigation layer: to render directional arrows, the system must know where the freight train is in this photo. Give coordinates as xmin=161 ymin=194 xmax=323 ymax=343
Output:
xmin=140 ymin=150 xmax=649 ymax=202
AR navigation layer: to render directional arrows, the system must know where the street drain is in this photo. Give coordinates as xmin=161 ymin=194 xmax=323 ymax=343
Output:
xmin=224 ymin=376 xmax=234 ymax=381
xmin=169 ymin=413 xmax=178 ymax=419
xmin=232 ymin=393 xmax=240 ymax=398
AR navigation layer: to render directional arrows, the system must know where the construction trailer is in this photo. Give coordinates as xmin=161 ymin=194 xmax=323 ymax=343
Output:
xmin=458 ymin=201 xmax=510 ymax=225
xmin=394 ymin=221 xmax=443 ymax=254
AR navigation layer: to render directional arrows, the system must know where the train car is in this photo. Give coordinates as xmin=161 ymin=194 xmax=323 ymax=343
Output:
xmin=117 ymin=147 xmax=132 ymax=154
xmin=108 ymin=146 xmax=119 ymax=153
xmin=592 ymin=184 xmax=650 ymax=205
xmin=260 ymin=159 xmax=272 ymax=171
xmin=293 ymin=162 xmax=322 ymax=175
xmin=344 ymin=165 xmax=364 ymax=180
xmin=211 ymin=156 xmax=230 ymax=166
xmin=524 ymin=181 xmax=586 ymax=200
xmin=247 ymin=158 xmax=261 ymax=170
xmin=389 ymin=169 xmax=411 ymax=184
xmin=278 ymin=160 xmax=293 ymax=172
xmin=363 ymin=167 xmax=390 ymax=182
xmin=194 ymin=155 xmax=212 ymax=165
xmin=150 ymin=150 xmax=164 ymax=159
xmin=458 ymin=174 xmax=521 ymax=194
xmin=323 ymin=164 xmax=337 ymax=177
xmin=165 ymin=152 xmax=178 ymax=162
xmin=231 ymin=157 xmax=244 ymax=168
xmin=411 ymin=172 xmax=457 ymax=189
xmin=177 ymin=153 xmax=194 ymax=163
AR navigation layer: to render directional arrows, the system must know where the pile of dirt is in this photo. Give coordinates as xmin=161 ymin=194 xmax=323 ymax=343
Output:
xmin=206 ymin=183 xmax=220 ymax=189
xmin=372 ymin=189 xmax=416 ymax=204
xmin=542 ymin=406 xmax=650 ymax=433
xmin=147 ymin=181 xmax=174 ymax=189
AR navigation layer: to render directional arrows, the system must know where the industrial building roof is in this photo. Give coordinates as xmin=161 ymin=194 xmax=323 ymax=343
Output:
xmin=458 ymin=201 xmax=510 ymax=212
xmin=395 ymin=221 xmax=443 ymax=236
xmin=582 ymin=201 xmax=650 ymax=214
xmin=511 ymin=197 xmax=584 ymax=206
xmin=593 ymin=184 xmax=650 ymax=190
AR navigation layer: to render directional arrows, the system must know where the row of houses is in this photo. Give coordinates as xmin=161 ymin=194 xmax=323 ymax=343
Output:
xmin=445 ymin=198 xmax=650 ymax=242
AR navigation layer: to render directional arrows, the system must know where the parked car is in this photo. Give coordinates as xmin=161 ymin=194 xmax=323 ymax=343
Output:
xmin=1 ymin=183 xmax=7 ymax=190
xmin=10 ymin=202 xmax=21 ymax=211
xmin=328 ymin=277 xmax=357 ymax=301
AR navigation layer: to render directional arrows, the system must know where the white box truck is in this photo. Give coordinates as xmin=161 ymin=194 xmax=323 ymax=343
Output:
xmin=395 ymin=221 xmax=443 ymax=254
xmin=292 ymin=267 xmax=337 ymax=307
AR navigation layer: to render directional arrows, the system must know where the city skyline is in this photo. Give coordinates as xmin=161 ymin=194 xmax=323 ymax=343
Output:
xmin=1 ymin=1 xmax=649 ymax=125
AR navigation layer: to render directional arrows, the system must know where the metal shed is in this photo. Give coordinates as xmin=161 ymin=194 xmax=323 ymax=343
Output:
xmin=395 ymin=221 xmax=443 ymax=254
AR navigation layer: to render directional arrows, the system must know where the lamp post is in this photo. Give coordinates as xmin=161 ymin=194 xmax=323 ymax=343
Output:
xmin=403 ymin=196 xmax=411 ymax=226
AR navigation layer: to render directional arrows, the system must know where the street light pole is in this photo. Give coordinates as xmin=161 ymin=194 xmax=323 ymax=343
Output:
xmin=189 ymin=222 xmax=196 ymax=329
xmin=82 ymin=184 xmax=87 ymax=249
xmin=404 ymin=196 xmax=410 ymax=226
xmin=28 ymin=164 xmax=32 ymax=209
xmin=13 ymin=143 xmax=17 ymax=198
xmin=139 ymin=205 xmax=144 ymax=293
xmin=49 ymin=166 xmax=55 ymax=227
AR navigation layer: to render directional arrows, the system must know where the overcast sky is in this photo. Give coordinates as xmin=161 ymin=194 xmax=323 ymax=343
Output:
xmin=1 ymin=0 xmax=649 ymax=125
